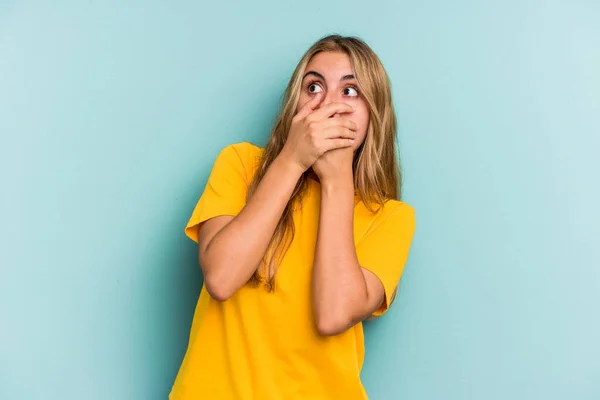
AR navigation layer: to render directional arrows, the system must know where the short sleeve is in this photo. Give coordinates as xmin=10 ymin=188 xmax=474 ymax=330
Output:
xmin=355 ymin=203 xmax=417 ymax=317
xmin=184 ymin=143 xmax=255 ymax=243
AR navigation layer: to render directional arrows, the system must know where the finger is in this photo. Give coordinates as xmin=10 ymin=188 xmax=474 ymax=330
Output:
xmin=321 ymin=117 xmax=358 ymax=132
xmin=322 ymin=126 xmax=357 ymax=140
xmin=294 ymin=92 xmax=323 ymax=121
xmin=323 ymin=138 xmax=355 ymax=152
xmin=310 ymin=102 xmax=354 ymax=120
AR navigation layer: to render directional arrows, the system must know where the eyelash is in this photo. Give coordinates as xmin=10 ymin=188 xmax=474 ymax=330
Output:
xmin=306 ymin=80 xmax=360 ymax=97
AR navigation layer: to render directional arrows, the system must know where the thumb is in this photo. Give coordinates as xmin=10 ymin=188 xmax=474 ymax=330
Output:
xmin=294 ymin=92 xmax=322 ymax=120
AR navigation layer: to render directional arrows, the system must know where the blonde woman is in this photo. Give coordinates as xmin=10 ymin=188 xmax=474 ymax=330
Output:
xmin=170 ymin=34 xmax=417 ymax=400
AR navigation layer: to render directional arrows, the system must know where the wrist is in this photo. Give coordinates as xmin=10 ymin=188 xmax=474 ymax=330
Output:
xmin=320 ymin=172 xmax=354 ymax=194
xmin=319 ymin=163 xmax=353 ymax=185
xmin=273 ymin=151 xmax=306 ymax=180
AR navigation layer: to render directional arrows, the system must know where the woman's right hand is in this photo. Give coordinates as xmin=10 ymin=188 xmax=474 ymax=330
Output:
xmin=280 ymin=92 xmax=358 ymax=172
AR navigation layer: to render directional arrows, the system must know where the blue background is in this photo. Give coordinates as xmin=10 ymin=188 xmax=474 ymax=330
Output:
xmin=1 ymin=1 xmax=599 ymax=399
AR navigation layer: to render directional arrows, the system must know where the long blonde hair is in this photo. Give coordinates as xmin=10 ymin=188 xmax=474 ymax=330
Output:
xmin=247 ymin=34 xmax=402 ymax=290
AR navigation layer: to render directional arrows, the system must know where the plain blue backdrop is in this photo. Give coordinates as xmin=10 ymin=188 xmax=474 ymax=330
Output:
xmin=1 ymin=1 xmax=599 ymax=399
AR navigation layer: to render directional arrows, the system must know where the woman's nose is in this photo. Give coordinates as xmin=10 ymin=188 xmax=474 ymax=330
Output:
xmin=320 ymin=90 xmax=344 ymax=110
xmin=319 ymin=91 xmax=347 ymax=117
xmin=322 ymin=91 xmax=335 ymax=105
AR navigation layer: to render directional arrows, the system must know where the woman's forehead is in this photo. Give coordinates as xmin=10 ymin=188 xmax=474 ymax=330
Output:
xmin=305 ymin=51 xmax=355 ymax=79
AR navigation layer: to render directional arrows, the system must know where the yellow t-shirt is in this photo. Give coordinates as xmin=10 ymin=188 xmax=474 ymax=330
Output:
xmin=169 ymin=142 xmax=416 ymax=400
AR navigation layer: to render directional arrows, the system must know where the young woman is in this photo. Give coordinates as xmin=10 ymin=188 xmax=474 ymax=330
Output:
xmin=169 ymin=34 xmax=417 ymax=400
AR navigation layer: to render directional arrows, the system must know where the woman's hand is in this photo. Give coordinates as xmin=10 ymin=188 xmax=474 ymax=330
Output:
xmin=280 ymin=92 xmax=358 ymax=172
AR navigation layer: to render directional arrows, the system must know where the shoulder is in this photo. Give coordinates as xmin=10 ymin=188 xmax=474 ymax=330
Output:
xmin=358 ymin=198 xmax=415 ymax=221
xmin=357 ymin=199 xmax=416 ymax=238
xmin=226 ymin=141 xmax=264 ymax=159
xmin=389 ymin=201 xmax=416 ymax=233
xmin=218 ymin=141 xmax=263 ymax=164
xmin=384 ymin=199 xmax=416 ymax=218
xmin=215 ymin=141 xmax=264 ymax=181
xmin=382 ymin=200 xmax=416 ymax=230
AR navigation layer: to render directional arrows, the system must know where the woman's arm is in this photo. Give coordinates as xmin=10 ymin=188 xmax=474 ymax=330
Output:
xmin=198 ymin=98 xmax=356 ymax=301
xmin=311 ymin=150 xmax=385 ymax=336
xmin=198 ymin=153 xmax=304 ymax=301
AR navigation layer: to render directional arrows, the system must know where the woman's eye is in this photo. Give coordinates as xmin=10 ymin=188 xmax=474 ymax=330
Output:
xmin=344 ymin=87 xmax=359 ymax=97
xmin=308 ymin=83 xmax=323 ymax=94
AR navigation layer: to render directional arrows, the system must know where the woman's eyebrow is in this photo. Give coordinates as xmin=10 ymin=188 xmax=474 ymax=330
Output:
xmin=303 ymin=71 xmax=356 ymax=81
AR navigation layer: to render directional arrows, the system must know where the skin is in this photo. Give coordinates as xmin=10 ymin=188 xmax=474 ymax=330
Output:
xmin=297 ymin=51 xmax=386 ymax=335
xmin=195 ymin=51 xmax=385 ymax=336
